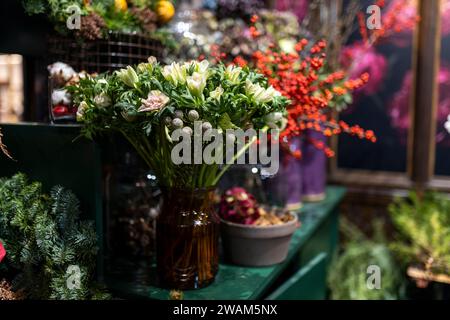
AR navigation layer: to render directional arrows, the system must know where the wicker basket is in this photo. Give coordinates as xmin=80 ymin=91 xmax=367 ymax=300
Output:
xmin=47 ymin=32 xmax=165 ymax=73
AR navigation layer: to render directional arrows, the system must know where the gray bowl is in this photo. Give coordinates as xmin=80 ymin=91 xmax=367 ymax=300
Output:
xmin=220 ymin=213 xmax=299 ymax=267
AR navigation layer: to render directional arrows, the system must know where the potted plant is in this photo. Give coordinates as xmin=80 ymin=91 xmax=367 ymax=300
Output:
xmin=219 ymin=187 xmax=299 ymax=267
xmin=70 ymin=58 xmax=288 ymax=289
xmin=389 ymin=192 xmax=450 ymax=298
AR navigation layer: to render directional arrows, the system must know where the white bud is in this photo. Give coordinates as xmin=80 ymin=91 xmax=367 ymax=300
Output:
xmin=172 ymin=118 xmax=184 ymax=129
xmin=164 ymin=116 xmax=172 ymax=125
xmin=174 ymin=110 xmax=184 ymax=119
xmin=188 ymin=110 xmax=200 ymax=121
xmin=202 ymin=122 xmax=212 ymax=131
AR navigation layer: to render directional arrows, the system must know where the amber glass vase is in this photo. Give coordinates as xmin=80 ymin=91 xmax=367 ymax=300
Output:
xmin=156 ymin=187 xmax=220 ymax=290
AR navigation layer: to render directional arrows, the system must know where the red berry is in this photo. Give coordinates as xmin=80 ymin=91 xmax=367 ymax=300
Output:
xmin=53 ymin=105 xmax=69 ymax=116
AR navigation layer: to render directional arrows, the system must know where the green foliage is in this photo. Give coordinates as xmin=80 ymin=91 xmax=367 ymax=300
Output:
xmin=21 ymin=0 xmax=176 ymax=46
xmin=389 ymin=192 xmax=450 ymax=275
xmin=0 ymin=173 xmax=109 ymax=300
xmin=328 ymin=219 xmax=402 ymax=300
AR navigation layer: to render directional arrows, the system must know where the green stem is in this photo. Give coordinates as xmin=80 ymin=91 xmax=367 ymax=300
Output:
xmin=211 ymin=126 xmax=268 ymax=186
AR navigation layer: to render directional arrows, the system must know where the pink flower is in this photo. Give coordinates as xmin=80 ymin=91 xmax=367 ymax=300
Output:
xmin=442 ymin=0 xmax=450 ymax=36
xmin=0 ymin=241 xmax=6 ymax=263
xmin=138 ymin=90 xmax=170 ymax=113
xmin=388 ymin=66 xmax=450 ymax=144
xmin=341 ymin=43 xmax=388 ymax=97
xmin=275 ymin=0 xmax=308 ymax=22
xmin=219 ymin=187 xmax=260 ymax=225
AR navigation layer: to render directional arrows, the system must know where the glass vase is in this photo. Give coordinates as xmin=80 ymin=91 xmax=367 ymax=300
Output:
xmin=156 ymin=187 xmax=219 ymax=290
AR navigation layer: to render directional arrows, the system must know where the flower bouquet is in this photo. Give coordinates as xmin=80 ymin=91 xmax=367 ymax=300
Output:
xmin=70 ymin=58 xmax=288 ymax=289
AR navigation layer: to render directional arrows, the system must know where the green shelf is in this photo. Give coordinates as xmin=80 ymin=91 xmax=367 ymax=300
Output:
xmin=105 ymin=186 xmax=346 ymax=300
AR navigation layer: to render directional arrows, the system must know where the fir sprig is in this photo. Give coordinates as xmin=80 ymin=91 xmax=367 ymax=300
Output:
xmin=0 ymin=173 xmax=109 ymax=300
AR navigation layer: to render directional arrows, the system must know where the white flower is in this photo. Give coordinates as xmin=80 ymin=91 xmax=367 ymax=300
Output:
xmin=138 ymin=90 xmax=170 ymax=113
xmin=245 ymin=80 xmax=280 ymax=104
xmin=162 ymin=62 xmax=187 ymax=86
xmin=48 ymin=62 xmax=76 ymax=82
xmin=209 ymin=86 xmax=224 ymax=101
xmin=76 ymin=101 xmax=88 ymax=122
xmin=93 ymin=92 xmax=111 ymax=108
xmin=225 ymin=65 xmax=242 ymax=84
xmin=445 ymin=114 xmax=450 ymax=134
xmin=187 ymin=72 xmax=207 ymax=97
xmin=265 ymin=85 xmax=282 ymax=98
xmin=51 ymin=89 xmax=71 ymax=106
xmin=194 ymin=60 xmax=210 ymax=74
xmin=116 ymin=66 xmax=139 ymax=87
xmin=265 ymin=112 xmax=286 ymax=130
xmin=265 ymin=112 xmax=283 ymax=123
xmin=279 ymin=39 xmax=296 ymax=54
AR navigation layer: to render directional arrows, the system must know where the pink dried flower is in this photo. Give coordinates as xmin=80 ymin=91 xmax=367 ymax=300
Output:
xmin=219 ymin=187 xmax=260 ymax=225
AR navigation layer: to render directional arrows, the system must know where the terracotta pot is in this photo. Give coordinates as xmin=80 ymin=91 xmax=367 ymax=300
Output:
xmin=220 ymin=213 xmax=298 ymax=267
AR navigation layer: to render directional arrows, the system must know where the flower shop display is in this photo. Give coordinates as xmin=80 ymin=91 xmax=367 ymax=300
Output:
xmin=22 ymin=0 xmax=175 ymax=43
xmin=168 ymin=6 xmax=300 ymax=63
xmin=389 ymin=192 xmax=450 ymax=288
xmin=0 ymin=173 xmax=109 ymax=300
xmin=70 ymin=58 xmax=289 ymax=289
xmin=219 ymin=187 xmax=298 ymax=266
xmin=26 ymin=1 xmax=176 ymax=73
